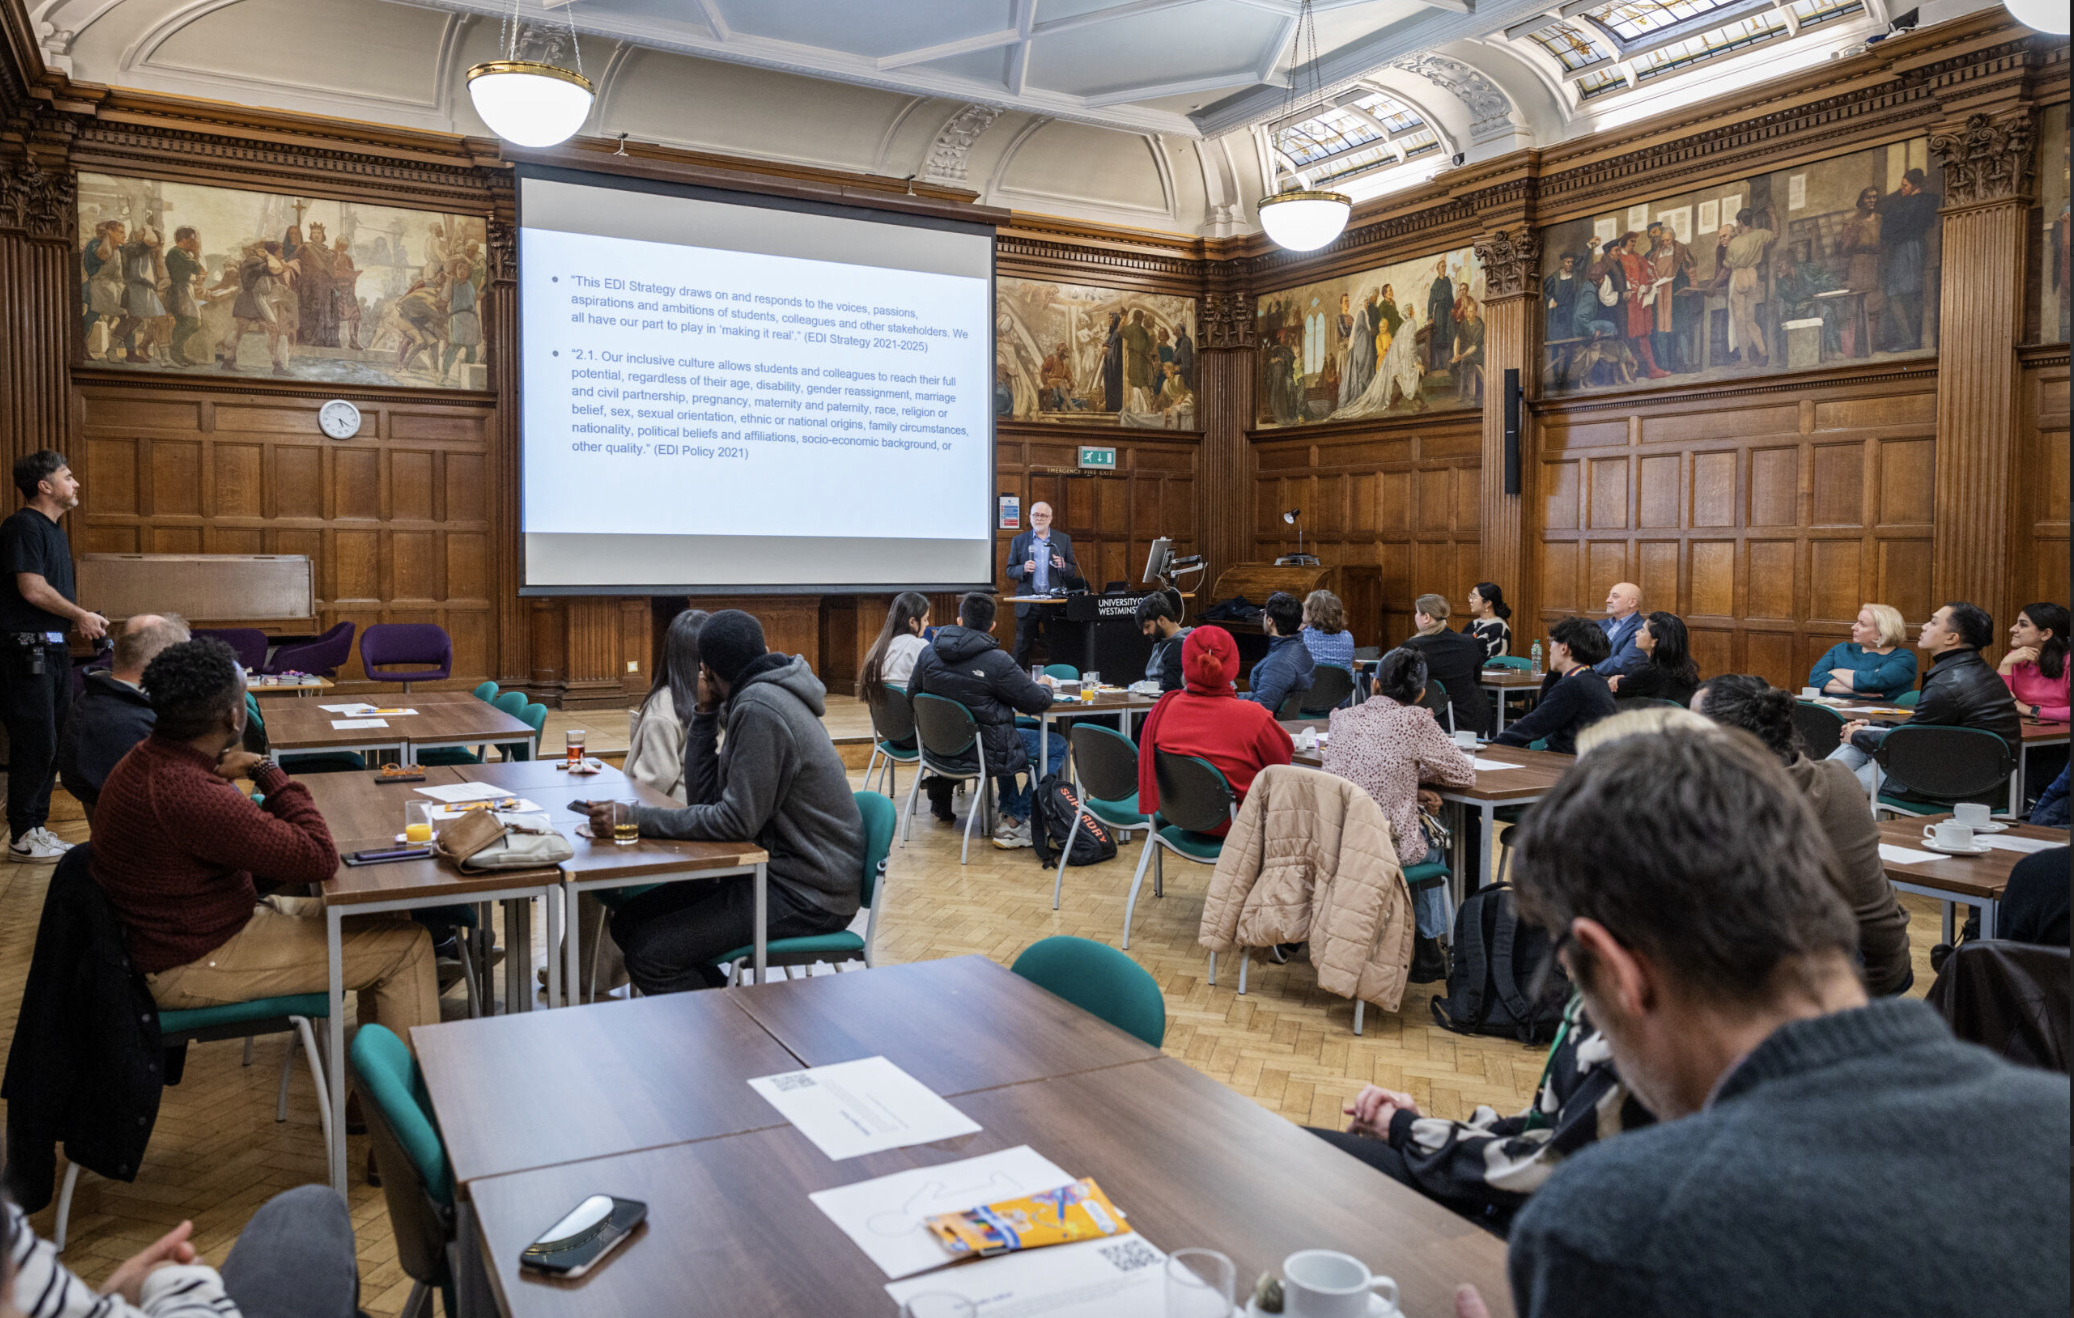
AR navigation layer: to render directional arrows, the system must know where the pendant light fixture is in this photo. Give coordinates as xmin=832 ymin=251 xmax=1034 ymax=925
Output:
xmin=468 ymin=1 xmax=594 ymax=148
xmin=2002 ymin=0 xmax=2070 ymax=34
xmin=1257 ymin=0 xmax=1351 ymax=252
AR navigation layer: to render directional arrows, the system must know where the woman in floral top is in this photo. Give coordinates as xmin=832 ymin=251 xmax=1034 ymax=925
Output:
xmin=1322 ymin=646 xmax=1476 ymax=981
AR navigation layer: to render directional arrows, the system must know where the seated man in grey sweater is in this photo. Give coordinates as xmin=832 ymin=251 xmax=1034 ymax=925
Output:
xmin=590 ymin=610 xmax=863 ymax=993
xmin=1453 ymin=730 xmax=2069 ymax=1318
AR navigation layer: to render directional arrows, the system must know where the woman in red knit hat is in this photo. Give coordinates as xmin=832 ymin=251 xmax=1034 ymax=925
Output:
xmin=1136 ymin=625 xmax=1293 ymax=835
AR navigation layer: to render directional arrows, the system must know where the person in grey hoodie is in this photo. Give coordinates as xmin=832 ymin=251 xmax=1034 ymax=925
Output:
xmin=589 ymin=610 xmax=863 ymax=993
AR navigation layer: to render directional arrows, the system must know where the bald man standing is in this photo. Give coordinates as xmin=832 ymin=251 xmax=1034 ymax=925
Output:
xmin=1596 ymin=581 xmax=1647 ymax=677
xmin=1005 ymin=501 xmax=1078 ymax=667
xmin=58 ymin=611 xmax=190 ymax=823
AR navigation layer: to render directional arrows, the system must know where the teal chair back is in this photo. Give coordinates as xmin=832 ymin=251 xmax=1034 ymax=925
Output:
xmin=856 ymin=790 xmax=897 ymax=910
xmin=1484 ymin=655 xmax=1533 ymax=671
xmin=524 ymin=701 xmax=548 ymax=756
xmin=351 ymin=1024 xmax=456 ymax=1312
xmin=245 ymin=692 xmax=264 ymax=733
xmin=1044 ymin=663 xmax=1079 ymax=681
xmin=1012 ymin=936 xmax=1165 ymax=1048
xmin=1896 ymin=689 xmax=1920 ymax=709
xmin=472 ymin=680 xmax=499 ymax=703
xmin=493 ymin=690 xmax=528 ymax=718
xmin=351 ymin=1024 xmax=452 ymax=1203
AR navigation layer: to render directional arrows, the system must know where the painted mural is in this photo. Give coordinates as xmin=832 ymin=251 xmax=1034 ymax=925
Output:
xmin=1537 ymin=138 xmax=1943 ymax=395
xmin=995 ymin=277 xmax=1198 ymax=428
xmin=1251 ymin=245 xmax=1486 ymax=428
xmin=77 ymin=172 xmax=491 ymax=390
xmin=2040 ymin=103 xmax=2069 ymax=346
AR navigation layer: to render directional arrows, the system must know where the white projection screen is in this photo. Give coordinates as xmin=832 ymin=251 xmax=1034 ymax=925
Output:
xmin=516 ymin=167 xmax=997 ymax=593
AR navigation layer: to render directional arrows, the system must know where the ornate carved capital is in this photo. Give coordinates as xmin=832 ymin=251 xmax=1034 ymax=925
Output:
xmin=1472 ymin=228 xmax=1540 ymax=302
xmin=1201 ymin=289 xmax=1255 ymax=351
xmin=0 ymin=158 xmax=77 ymax=242
xmin=1929 ymin=109 xmax=2035 ymax=208
xmin=922 ymin=104 xmax=1004 ymax=186
xmin=487 ymin=218 xmax=517 ymax=284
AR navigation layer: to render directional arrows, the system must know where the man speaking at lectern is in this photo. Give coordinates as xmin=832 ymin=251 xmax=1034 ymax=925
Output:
xmin=1006 ymin=501 xmax=1078 ymax=667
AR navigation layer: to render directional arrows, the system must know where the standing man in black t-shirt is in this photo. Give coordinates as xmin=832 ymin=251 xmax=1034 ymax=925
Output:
xmin=2 ymin=450 xmax=106 ymax=861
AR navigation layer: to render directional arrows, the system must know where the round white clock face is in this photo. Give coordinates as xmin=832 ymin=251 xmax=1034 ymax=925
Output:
xmin=318 ymin=399 xmax=361 ymax=439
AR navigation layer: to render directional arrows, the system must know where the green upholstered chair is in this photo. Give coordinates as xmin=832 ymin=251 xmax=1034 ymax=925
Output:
xmin=351 ymin=1024 xmax=456 ymax=1318
xmin=1874 ymin=725 xmax=2015 ymax=818
xmin=1053 ymin=724 xmax=1149 ymax=911
xmin=863 ymin=685 xmax=921 ymax=801
xmin=1012 ymin=935 xmax=1166 ymax=1048
xmin=1121 ymin=752 xmax=1232 ymax=957
xmin=1483 ymin=656 xmax=1533 ymax=670
xmin=708 ymin=791 xmax=898 ymax=987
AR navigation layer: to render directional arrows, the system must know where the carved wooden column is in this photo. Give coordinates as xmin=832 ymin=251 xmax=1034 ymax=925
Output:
xmin=1472 ymin=228 xmax=1539 ymax=629
xmin=1928 ymin=109 xmax=2035 ymax=629
xmin=0 ymin=152 xmax=77 ymax=469
xmin=486 ymin=210 xmax=531 ymax=688
xmin=1196 ymin=283 xmax=1256 ymax=592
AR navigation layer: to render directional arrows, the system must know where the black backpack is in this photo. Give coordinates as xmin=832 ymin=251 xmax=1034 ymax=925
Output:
xmin=1431 ymin=882 xmax=1568 ymax=1044
xmin=1030 ymin=775 xmax=1117 ymax=868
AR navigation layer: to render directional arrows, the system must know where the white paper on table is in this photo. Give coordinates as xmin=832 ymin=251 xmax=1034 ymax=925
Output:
xmin=748 ymin=1056 xmax=980 ymax=1160
xmin=425 ymin=798 xmax=544 ymax=821
xmin=1473 ymin=758 xmax=1521 ymax=770
xmin=318 ymin=703 xmax=374 ymax=713
xmin=414 ymin=781 xmax=520 ymax=803
xmin=1980 ymin=834 xmax=2065 ymax=855
xmin=1879 ymin=843 xmax=1943 ymax=865
xmin=330 ymin=718 xmax=389 ymax=730
xmin=810 ymin=1146 xmax=1072 ymax=1279
xmin=883 ymin=1236 xmax=1168 ymax=1316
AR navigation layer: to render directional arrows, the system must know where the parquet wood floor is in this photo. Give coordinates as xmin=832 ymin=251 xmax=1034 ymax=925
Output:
xmin=0 ymin=769 xmax=1949 ymax=1313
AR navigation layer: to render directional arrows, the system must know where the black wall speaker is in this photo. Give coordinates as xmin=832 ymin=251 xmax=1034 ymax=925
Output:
xmin=1502 ymin=367 xmax=1522 ymax=495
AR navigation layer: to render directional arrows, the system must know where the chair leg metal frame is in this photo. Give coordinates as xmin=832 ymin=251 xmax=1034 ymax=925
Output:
xmin=562 ymin=863 xmax=768 ymax=1008
xmin=1122 ymin=830 xmax=1209 ymax=950
xmin=899 ymin=756 xmax=992 ymax=864
xmin=53 ymin=1016 xmax=333 ymax=1252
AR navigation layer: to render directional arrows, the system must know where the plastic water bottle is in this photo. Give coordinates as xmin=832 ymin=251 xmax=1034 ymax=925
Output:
xmin=1530 ymin=641 xmax=1543 ymax=676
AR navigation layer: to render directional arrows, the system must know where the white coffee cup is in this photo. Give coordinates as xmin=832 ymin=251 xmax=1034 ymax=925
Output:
xmin=1953 ymin=802 xmax=1992 ymax=828
xmin=1453 ymin=730 xmax=1479 ymax=749
xmin=1800 ymin=686 xmax=1823 ymax=699
xmin=1925 ymin=819 xmax=1975 ymax=851
xmin=1281 ymin=1250 xmax=1399 ymax=1318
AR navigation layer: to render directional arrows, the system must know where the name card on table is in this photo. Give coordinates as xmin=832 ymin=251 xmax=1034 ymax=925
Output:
xmin=749 ymin=1055 xmax=980 ymax=1160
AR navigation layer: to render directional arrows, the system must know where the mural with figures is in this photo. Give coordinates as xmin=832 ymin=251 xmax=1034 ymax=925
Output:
xmin=76 ymin=172 xmax=490 ymax=390
xmin=1252 ymin=245 xmax=1486 ymax=428
xmin=1537 ymin=138 xmax=1942 ymax=395
xmin=2041 ymin=103 xmax=2069 ymax=346
xmin=996 ymin=277 xmax=1198 ymax=428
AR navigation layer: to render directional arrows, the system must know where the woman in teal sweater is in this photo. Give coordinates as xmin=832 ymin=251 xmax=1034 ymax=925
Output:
xmin=1808 ymin=603 xmax=1917 ymax=699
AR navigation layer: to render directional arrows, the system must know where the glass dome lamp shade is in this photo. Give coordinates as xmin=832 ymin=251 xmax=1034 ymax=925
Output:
xmin=1257 ymin=186 xmax=1352 ymax=252
xmin=467 ymin=61 xmax=595 ymax=148
xmin=2003 ymin=0 xmax=2070 ymax=33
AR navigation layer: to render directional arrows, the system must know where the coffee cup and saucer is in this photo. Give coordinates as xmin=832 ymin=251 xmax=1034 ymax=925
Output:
xmin=1246 ymin=1250 xmax=1400 ymax=1318
xmin=1921 ymin=818 xmax=1991 ymax=856
xmin=1950 ymin=802 xmax=2007 ymax=834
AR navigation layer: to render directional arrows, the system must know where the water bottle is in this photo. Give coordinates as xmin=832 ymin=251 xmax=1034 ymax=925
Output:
xmin=1530 ymin=640 xmax=1543 ymax=676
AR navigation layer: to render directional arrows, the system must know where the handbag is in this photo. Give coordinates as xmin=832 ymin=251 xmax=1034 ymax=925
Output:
xmin=433 ymin=809 xmax=575 ymax=872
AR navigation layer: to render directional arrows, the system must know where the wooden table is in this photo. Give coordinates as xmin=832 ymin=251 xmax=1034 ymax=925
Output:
xmin=1480 ymin=668 xmax=1544 ymax=735
xmin=422 ymin=957 xmax=1513 ymax=1318
xmin=1876 ymin=814 xmax=2068 ymax=943
xmin=247 ymin=674 xmax=335 ymax=698
xmin=1036 ymin=688 xmax=1162 ymax=779
xmin=262 ymin=690 xmax=534 ymax=766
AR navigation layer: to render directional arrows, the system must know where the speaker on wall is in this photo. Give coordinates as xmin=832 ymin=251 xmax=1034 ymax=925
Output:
xmin=1502 ymin=367 xmax=1522 ymax=495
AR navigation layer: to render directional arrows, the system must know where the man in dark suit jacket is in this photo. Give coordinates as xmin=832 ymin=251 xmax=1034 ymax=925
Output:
xmin=1005 ymin=501 xmax=1078 ymax=667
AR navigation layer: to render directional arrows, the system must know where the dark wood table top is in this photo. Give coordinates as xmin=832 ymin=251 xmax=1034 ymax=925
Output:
xmin=262 ymin=690 xmax=532 ymax=753
xmin=1283 ymin=720 xmax=1575 ymax=800
xmin=414 ymin=990 xmax=803 ymax=1184
xmin=464 ymin=1056 xmax=1515 ymax=1318
xmin=727 ymin=955 xmax=1162 ymax=1096
xmin=2021 ymin=719 xmax=2071 ymax=744
xmin=1876 ymin=814 xmax=2069 ymax=900
xmin=1479 ymin=669 xmax=1546 ymax=689
xmin=1039 ymin=689 xmax=1162 ymax=716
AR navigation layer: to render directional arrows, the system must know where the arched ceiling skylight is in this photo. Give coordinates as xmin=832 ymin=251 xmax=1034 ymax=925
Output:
xmin=1506 ymin=0 xmax=1871 ymax=105
xmin=1269 ymin=86 xmax=1444 ymax=190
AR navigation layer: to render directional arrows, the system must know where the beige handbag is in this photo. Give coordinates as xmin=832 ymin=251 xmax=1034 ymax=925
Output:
xmin=434 ymin=809 xmax=575 ymax=872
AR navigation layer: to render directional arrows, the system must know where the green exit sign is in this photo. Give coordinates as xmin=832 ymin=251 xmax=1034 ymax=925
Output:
xmin=1077 ymin=445 xmax=1118 ymax=471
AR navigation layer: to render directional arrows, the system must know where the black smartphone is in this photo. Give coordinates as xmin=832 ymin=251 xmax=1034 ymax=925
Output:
xmin=519 ymin=1195 xmax=646 ymax=1278
xmin=344 ymin=846 xmax=434 ymax=866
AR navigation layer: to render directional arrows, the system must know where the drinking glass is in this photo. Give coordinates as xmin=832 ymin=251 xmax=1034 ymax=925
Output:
xmin=899 ymin=1294 xmax=976 ymax=1318
xmin=1166 ymin=1247 xmax=1236 ymax=1318
xmin=564 ymin=728 xmax=587 ymax=767
xmin=611 ymin=800 xmax=641 ymax=846
xmin=403 ymin=801 xmax=436 ymax=845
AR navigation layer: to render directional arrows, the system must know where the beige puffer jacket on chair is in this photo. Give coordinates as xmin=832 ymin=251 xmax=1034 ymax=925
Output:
xmin=1197 ymin=764 xmax=1415 ymax=1012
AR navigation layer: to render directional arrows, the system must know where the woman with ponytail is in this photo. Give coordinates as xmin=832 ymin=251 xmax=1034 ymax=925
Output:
xmin=1464 ymin=582 xmax=1512 ymax=660
xmin=1694 ymin=673 xmax=1913 ymax=996
xmin=1135 ymin=625 xmax=1293 ymax=834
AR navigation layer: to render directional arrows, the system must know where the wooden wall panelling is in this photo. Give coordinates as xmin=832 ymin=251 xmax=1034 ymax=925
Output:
xmin=1473 ymin=228 xmax=1540 ymax=635
xmin=1536 ymin=369 xmax=1940 ymax=690
xmin=2015 ymin=351 xmax=2071 ymax=611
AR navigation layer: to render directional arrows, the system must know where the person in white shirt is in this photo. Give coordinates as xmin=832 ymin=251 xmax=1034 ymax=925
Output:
xmin=860 ymin=592 xmax=932 ymax=704
xmin=628 ymin=608 xmax=710 ymax=802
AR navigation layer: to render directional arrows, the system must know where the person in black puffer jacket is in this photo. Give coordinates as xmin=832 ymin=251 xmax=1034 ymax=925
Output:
xmin=907 ymin=592 xmax=1064 ymax=850
xmin=1830 ymin=601 xmax=2021 ymax=804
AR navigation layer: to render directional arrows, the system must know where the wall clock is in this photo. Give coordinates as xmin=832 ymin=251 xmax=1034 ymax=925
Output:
xmin=318 ymin=399 xmax=362 ymax=439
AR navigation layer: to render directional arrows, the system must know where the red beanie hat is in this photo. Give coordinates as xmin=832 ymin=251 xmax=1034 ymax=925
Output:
xmin=1182 ymin=625 xmax=1238 ymax=695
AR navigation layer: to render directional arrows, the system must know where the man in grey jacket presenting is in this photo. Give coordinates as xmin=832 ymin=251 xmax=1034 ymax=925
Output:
xmin=590 ymin=610 xmax=863 ymax=992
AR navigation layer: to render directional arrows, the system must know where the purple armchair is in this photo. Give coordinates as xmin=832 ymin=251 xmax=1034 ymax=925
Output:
xmin=265 ymin=621 xmax=356 ymax=678
xmin=359 ymin=622 xmax=453 ymax=691
xmin=192 ymin=628 xmax=270 ymax=672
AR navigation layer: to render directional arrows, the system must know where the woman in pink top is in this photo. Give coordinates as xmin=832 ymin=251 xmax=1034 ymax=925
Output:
xmin=1322 ymin=647 xmax=1475 ymax=982
xmin=1999 ymin=602 xmax=2070 ymax=723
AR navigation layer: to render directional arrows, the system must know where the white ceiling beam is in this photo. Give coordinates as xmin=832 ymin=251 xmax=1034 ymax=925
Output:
xmin=1081 ymin=71 xmax=1272 ymax=108
xmin=1032 ymin=0 xmax=1200 ymax=37
xmin=877 ymin=28 xmax=1021 ymax=71
xmin=678 ymin=0 xmax=731 ymax=41
xmin=1008 ymin=0 xmax=1034 ymax=92
xmin=1503 ymin=9 xmax=1563 ymax=37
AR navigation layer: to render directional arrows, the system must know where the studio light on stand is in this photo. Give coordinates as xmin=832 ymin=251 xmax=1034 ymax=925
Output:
xmin=1277 ymin=508 xmax=1319 ymax=567
xmin=1256 ymin=0 xmax=1351 ymax=253
xmin=468 ymin=0 xmax=594 ymax=148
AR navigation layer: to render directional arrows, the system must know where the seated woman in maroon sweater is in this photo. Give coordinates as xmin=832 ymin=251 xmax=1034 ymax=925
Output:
xmin=1136 ymin=626 xmax=1294 ymax=835
xmin=91 ymin=637 xmax=438 ymax=1042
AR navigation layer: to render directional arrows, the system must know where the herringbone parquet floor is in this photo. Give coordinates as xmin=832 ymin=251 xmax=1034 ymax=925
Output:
xmin=0 ymin=754 xmax=1948 ymax=1313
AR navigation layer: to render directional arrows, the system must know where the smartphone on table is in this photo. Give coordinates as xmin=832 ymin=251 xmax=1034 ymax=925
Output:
xmin=519 ymin=1195 xmax=647 ymax=1278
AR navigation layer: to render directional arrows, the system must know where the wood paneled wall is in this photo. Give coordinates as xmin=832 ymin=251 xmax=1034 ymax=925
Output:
xmin=1534 ymin=368 xmax=1940 ymax=690
xmin=1251 ymin=418 xmax=1483 ymax=649
xmin=2015 ymin=350 xmax=2070 ymax=612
